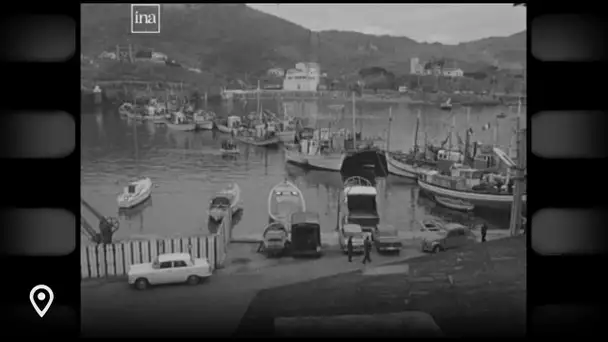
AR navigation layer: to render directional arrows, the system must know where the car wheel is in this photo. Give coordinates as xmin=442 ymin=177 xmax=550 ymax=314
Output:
xmin=187 ymin=275 xmax=200 ymax=285
xmin=135 ymin=278 xmax=149 ymax=290
xmin=432 ymin=245 xmax=442 ymax=253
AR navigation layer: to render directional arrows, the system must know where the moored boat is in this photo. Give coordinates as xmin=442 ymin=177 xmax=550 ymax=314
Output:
xmin=117 ymin=177 xmax=153 ymax=209
xmin=208 ymin=183 xmax=242 ymax=222
xmin=193 ymin=110 xmax=215 ymax=130
xmin=268 ymin=180 xmax=306 ymax=224
xmin=440 ymin=98 xmax=453 ymax=110
xmin=165 ymin=111 xmax=197 ymax=131
xmin=418 ymin=167 xmax=526 ymax=211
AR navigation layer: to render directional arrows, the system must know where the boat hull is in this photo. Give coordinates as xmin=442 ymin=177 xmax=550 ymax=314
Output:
xmin=165 ymin=122 xmax=197 ymax=131
xmin=418 ymin=178 xmax=526 ymax=210
xmin=387 ymin=156 xmax=418 ymax=179
xmin=306 ymin=154 xmax=344 ymax=172
xmin=216 ymin=124 xmax=232 ymax=133
xmin=284 ymin=148 xmax=309 ymax=166
xmin=220 ymin=148 xmax=240 ymax=155
xmin=117 ymin=177 xmax=153 ymax=209
xmin=434 ymin=195 xmax=475 ymax=211
xmin=234 ymin=136 xmax=280 ymax=147
xmin=196 ymin=121 xmax=214 ymax=130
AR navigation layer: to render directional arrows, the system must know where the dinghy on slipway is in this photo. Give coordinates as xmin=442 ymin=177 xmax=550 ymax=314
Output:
xmin=268 ymin=180 xmax=306 ymax=224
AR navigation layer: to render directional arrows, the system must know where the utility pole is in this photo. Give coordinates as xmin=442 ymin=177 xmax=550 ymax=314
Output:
xmin=509 ymin=97 xmax=525 ymax=236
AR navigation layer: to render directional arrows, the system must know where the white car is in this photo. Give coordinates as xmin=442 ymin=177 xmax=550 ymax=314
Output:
xmin=127 ymin=253 xmax=212 ymax=290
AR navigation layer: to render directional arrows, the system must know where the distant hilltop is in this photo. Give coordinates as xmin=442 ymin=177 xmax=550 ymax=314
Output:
xmin=82 ymin=4 xmax=525 ymax=79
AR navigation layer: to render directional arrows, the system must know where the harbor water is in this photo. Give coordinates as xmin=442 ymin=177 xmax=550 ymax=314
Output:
xmin=81 ymin=99 xmax=526 ymax=245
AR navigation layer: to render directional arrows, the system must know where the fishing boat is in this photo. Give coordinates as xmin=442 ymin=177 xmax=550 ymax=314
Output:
xmin=418 ymin=166 xmax=525 ymax=211
xmin=117 ymin=177 xmax=153 ymax=209
xmin=440 ymin=98 xmax=452 ymax=110
xmin=268 ymin=180 xmax=306 ymax=224
xmin=208 ymin=183 xmax=242 ymax=222
xmin=220 ymin=139 xmax=240 ymax=155
xmin=193 ymin=110 xmax=215 ymax=130
xmin=286 ymin=137 xmax=344 ymax=171
xmin=165 ymin=111 xmax=197 ymax=131
xmin=141 ymin=100 xmax=167 ymax=122
xmin=434 ymin=195 xmax=475 ymax=211
xmin=261 ymin=222 xmax=290 ymax=257
xmin=118 ymin=103 xmax=135 ymax=116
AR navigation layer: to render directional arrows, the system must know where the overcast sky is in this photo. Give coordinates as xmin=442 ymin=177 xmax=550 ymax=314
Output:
xmin=247 ymin=4 xmax=526 ymax=44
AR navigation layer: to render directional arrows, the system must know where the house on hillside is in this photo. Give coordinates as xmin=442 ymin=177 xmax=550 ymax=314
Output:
xmin=443 ymin=68 xmax=464 ymax=77
xmin=267 ymin=68 xmax=285 ymax=77
xmin=283 ymin=62 xmax=321 ymax=91
xmin=410 ymin=57 xmax=425 ymax=75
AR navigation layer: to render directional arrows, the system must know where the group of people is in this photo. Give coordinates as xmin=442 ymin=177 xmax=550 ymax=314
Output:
xmin=346 ymin=235 xmax=373 ymax=264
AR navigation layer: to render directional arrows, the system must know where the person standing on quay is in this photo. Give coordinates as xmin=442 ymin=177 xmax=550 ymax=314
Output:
xmin=347 ymin=236 xmax=353 ymax=262
xmin=480 ymin=222 xmax=488 ymax=242
xmin=362 ymin=236 xmax=372 ymax=264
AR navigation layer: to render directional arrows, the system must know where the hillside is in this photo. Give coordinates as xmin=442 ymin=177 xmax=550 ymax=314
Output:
xmin=81 ymin=4 xmax=526 ymax=81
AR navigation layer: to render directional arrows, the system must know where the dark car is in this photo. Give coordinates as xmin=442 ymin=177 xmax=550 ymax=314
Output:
xmin=290 ymin=211 xmax=322 ymax=257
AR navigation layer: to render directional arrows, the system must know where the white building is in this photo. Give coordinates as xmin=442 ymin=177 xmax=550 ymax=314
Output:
xmin=442 ymin=68 xmax=464 ymax=77
xmin=283 ymin=62 xmax=321 ymax=91
xmin=410 ymin=57 xmax=425 ymax=75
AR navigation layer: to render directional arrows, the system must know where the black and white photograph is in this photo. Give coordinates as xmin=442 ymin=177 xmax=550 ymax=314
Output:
xmin=80 ymin=3 xmax=527 ymax=337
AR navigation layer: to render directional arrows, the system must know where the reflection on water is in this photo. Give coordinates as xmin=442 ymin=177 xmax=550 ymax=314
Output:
xmin=81 ymin=100 xmax=523 ymax=244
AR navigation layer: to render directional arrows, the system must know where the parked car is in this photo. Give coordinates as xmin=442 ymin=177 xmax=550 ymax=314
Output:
xmin=374 ymin=229 xmax=402 ymax=253
xmin=420 ymin=223 xmax=475 ymax=253
xmin=127 ymin=253 xmax=212 ymax=290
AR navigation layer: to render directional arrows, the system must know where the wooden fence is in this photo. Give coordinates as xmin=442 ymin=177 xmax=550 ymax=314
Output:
xmin=81 ymin=210 xmax=232 ymax=279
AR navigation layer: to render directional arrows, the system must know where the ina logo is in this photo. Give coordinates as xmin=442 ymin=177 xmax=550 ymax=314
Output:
xmin=131 ymin=4 xmax=160 ymax=34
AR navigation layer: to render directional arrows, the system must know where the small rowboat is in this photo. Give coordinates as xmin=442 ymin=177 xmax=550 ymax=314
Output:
xmin=117 ymin=177 xmax=153 ymax=209
xmin=234 ymin=135 xmax=280 ymax=147
xmin=208 ymin=183 xmax=242 ymax=222
xmin=434 ymin=195 xmax=475 ymax=211
xmin=268 ymin=180 xmax=306 ymax=224
xmin=220 ymin=139 xmax=240 ymax=155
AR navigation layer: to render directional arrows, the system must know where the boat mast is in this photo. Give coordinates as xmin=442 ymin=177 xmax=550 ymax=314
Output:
xmin=257 ymin=80 xmax=261 ymax=120
xmin=386 ymin=106 xmax=392 ymax=152
xmin=464 ymin=106 xmax=471 ymax=165
xmin=133 ymin=116 xmax=139 ymax=177
xmin=413 ymin=109 xmax=420 ymax=154
xmin=352 ymin=91 xmax=357 ymax=148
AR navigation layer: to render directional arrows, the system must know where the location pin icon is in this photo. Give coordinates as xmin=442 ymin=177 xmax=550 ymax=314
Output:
xmin=29 ymin=285 xmax=54 ymax=318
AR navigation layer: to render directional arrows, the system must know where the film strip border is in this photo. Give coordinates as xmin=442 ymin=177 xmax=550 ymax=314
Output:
xmin=0 ymin=3 xmax=79 ymax=336
xmin=529 ymin=3 xmax=608 ymax=336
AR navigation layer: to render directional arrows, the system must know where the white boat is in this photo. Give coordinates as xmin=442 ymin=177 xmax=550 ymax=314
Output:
xmin=165 ymin=112 xmax=197 ymax=131
xmin=216 ymin=115 xmax=241 ymax=134
xmin=434 ymin=195 xmax=475 ymax=211
xmin=286 ymin=137 xmax=344 ymax=171
xmin=117 ymin=177 xmax=153 ymax=209
xmin=208 ymin=183 xmax=242 ymax=222
xmin=284 ymin=146 xmax=309 ymax=165
xmin=193 ymin=110 xmax=215 ymax=130
xmin=268 ymin=180 xmax=306 ymax=224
